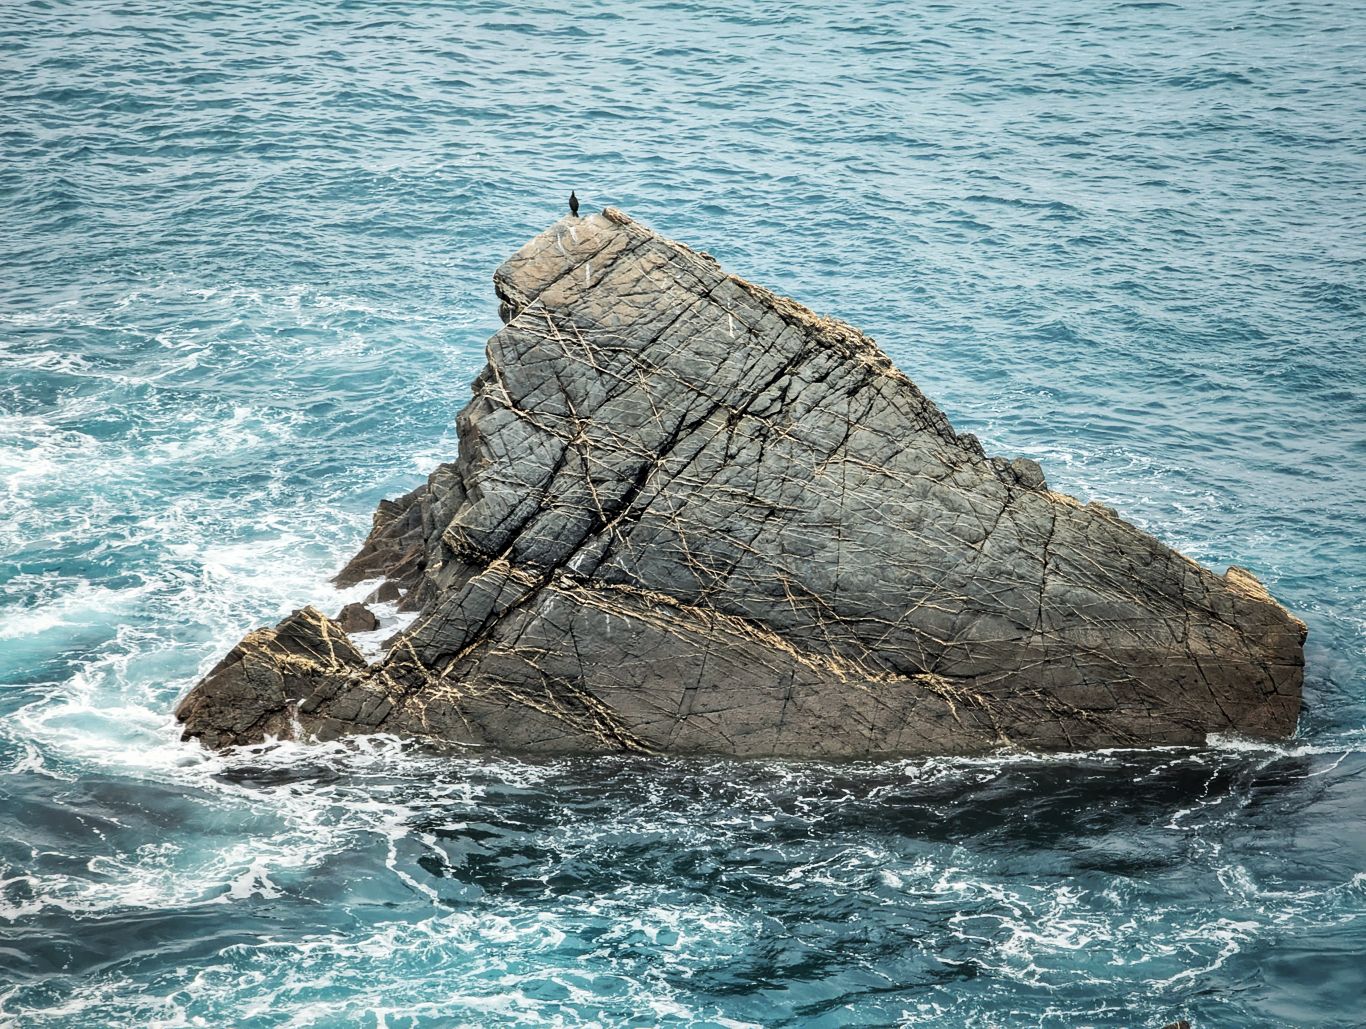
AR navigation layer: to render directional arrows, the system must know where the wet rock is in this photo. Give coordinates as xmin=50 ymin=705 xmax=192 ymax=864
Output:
xmin=174 ymin=607 xmax=370 ymax=750
xmin=177 ymin=209 xmax=1307 ymax=757
xmin=335 ymin=602 xmax=379 ymax=634
xmin=365 ymin=581 xmax=402 ymax=605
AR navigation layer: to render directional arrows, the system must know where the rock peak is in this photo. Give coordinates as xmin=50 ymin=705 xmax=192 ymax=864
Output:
xmin=177 ymin=211 xmax=1305 ymax=757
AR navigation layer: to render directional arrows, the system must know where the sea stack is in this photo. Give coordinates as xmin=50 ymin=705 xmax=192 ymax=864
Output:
xmin=176 ymin=209 xmax=1306 ymax=756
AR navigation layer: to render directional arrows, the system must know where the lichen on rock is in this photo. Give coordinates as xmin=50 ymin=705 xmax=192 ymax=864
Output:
xmin=177 ymin=209 xmax=1306 ymax=757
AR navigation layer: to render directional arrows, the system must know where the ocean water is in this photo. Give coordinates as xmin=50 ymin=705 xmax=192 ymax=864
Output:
xmin=2 ymin=0 xmax=1364 ymax=1024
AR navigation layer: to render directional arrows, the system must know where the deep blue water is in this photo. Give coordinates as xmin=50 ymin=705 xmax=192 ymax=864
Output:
xmin=2 ymin=1 xmax=1364 ymax=1025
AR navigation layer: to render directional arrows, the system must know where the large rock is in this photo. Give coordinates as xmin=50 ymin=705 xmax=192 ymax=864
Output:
xmin=176 ymin=209 xmax=1306 ymax=757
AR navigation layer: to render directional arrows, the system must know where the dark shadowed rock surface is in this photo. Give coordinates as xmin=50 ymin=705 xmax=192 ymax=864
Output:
xmin=335 ymin=602 xmax=379 ymax=634
xmin=176 ymin=210 xmax=1306 ymax=757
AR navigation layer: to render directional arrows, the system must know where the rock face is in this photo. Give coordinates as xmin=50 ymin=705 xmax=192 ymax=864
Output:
xmin=177 ymin=209 xmax=1306 ymax=757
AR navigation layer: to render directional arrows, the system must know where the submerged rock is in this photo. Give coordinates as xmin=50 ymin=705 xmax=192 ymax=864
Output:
xmin=176 ymin=209 xmax=1306 ymax=757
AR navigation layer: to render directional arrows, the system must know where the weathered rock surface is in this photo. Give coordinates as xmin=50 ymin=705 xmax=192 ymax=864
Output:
xmin=177 ymin=209 xmax=1306 ymax=757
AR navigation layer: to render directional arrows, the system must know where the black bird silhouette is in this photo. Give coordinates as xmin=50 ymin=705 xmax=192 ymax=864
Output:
xmin=568 ymin=191 xmax=580 ymax=217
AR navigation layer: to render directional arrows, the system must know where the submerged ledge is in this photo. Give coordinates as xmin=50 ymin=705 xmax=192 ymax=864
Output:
xmin=176 ymin=209 xmax=1306 ymax=758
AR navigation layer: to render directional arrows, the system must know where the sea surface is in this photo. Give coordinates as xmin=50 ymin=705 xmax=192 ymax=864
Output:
xmin=2 ymin=1 xmax=1364 ymax=1026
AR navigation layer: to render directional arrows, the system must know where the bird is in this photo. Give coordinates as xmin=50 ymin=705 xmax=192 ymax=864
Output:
xmin=568 ymin=191 xmax=580 ymax=217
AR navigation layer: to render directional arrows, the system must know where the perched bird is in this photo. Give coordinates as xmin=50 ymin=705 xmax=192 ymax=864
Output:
xmin=568 ymin=191 xmax=580 ymax=217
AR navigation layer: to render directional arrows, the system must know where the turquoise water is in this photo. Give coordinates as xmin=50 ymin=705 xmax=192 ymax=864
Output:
xmin=2 ymin=0 xmax=1364 ymax=1024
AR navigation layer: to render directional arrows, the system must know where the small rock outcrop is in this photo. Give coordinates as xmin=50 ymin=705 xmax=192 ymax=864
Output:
xmin=335 ymin=602 xmax=379 ymax=634
xmin=176 ymin=209 xmax=1306 ymax=757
